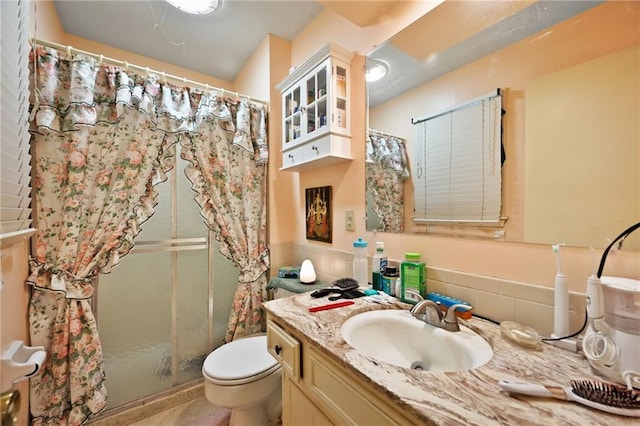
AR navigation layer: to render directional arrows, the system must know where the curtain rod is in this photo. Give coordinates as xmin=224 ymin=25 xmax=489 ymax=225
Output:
xmin=31 ymin=38 xmax=269 ymax=107
xmin=411 ymin=88 xmax=500 ymax=125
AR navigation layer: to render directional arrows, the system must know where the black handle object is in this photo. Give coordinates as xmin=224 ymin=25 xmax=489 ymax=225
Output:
xmin=597 ymin=221 xmax=640 ymax=278
xmin=274 ymin=345 xmax=282 ymax=355
xmin=310 ymin=278 xmax=360 ymax=298
xmin=310 ymin=288 xmax=333 ymax=298
xmin=328 ymin=289 xmax=366 ymax=301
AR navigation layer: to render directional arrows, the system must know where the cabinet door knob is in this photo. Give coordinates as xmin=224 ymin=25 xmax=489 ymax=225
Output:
xmin=312 ymin=145 xmax=318 ymax=152
xmin=274 ymin=345 xmax=282 ymax=355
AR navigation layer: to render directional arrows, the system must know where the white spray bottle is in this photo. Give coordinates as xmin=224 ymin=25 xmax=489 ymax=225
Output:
xmin=552 ymin=244 xmax=569 ymax=337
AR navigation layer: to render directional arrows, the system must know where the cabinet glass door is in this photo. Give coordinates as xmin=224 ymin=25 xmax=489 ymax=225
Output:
xmin=284 ymin=86 xmax=301 ymax=145
xmin=334 ymin=65 xmax=347 ymax=129
xmin=305 ymin=65 xmax=328 ymax=136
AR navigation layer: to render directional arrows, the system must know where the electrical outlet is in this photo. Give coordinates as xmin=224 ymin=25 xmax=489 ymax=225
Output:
xmin=345 ymin=210 xmax=355 ymax=231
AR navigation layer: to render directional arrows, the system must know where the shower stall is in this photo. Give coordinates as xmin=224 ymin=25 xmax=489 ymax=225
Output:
xmin=95 ymin=147 xmax=239 ymax=409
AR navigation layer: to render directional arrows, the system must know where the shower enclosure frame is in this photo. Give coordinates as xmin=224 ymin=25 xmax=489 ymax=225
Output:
xmin=91 ymin=148 xmax=232 ymax=411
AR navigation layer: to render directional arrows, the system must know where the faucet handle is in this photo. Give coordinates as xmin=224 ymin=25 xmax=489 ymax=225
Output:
xmin=404 ymin=288 xmax=424 ymax=302
xmin=443 ymin=304 xmax=473 ymax=329
xmin=409 ymin=299 xmax=443 ymax=321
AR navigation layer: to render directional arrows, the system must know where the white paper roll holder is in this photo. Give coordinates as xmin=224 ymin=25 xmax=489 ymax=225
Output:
xmin=1 ymin=341 xmax=46 ymax=392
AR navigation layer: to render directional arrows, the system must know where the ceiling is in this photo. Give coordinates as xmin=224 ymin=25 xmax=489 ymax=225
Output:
xmin=366 ymin=0 xmax=604 ymax=107
xmin=52 ymin=1 xmax=608 ymax=106
xmin=52 ymin=0 xmax=393 ymax=82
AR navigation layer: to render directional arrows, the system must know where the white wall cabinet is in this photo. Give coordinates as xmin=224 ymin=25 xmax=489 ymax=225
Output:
xmin=276 ymin=43 xmax=354 ymax=172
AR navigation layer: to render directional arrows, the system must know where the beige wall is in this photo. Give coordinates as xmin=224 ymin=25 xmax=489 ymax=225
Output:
xmin=524 ymin=45 xmax=639 ymax=248
xmin=370 ymin=2 xmax=639 ymax=248
xmin=271 ymin=3 xmax=640 ymax=296
xmin=266 ymin=37 xmax=298 ymax=245
xmin=270 ymin=3 xmax=431 ymax=250
xmin=1 ymin=240 xmax=31 ymax=425
xmin=12 ymin=0 xmax=639 ymax=386
xmin=235 ymin=36 xmax=271 ymax=102
xmin=0 ymin=3 xmax=58 ymax=423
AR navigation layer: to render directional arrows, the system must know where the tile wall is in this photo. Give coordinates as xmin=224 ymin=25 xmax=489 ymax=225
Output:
xmin=269 ymin=242 xmax=587 ymax=337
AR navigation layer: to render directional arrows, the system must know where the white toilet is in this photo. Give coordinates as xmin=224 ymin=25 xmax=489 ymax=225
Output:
xmin=202 ymin=334 xmax=282 ymax=426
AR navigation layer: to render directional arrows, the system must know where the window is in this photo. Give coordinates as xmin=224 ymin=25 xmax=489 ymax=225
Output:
xmin=412 ymin=90 xmax=503 ymax=225
xmin=1 ymin=0 xmax=34 ymax=244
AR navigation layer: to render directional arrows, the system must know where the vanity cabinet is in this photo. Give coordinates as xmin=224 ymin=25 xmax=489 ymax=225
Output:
xmin=276 ymin=43 xmax=354 ymax=172
xmin=266 ymin=315 xmax=419 ymax=425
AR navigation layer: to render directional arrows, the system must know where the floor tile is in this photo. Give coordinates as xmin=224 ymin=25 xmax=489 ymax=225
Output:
xmin=127 ymin=397 xmax=230 ymax=426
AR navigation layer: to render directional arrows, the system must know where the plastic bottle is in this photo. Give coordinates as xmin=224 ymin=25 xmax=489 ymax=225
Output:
xmin=381 ymin=265 xmax=399 ymax=296
xmin=352 ymin=238 xmax=368 ymax=287
xmin=400 ymin=253 xmax=426 ymax=304
xmin=371 ymin=242 xmax=387 ymax=291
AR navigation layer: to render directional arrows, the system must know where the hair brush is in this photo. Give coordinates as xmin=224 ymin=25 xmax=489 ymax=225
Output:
xmin=310 ymin=278 xmax=359 ymax=298
xmin=498 ymin=379 xmax=640 ymax=417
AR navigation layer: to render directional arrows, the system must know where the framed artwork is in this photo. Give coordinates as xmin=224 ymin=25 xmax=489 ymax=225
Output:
xmin=305 ymin=186 xmax=332 ymax=243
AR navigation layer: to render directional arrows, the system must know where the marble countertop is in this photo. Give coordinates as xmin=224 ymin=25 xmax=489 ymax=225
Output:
xmin=263 ymin=293 xmax=637 ymax=425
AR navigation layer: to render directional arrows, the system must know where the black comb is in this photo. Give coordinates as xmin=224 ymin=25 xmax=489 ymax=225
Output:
xmin=310 ymin=278 xmax=359 ymax=298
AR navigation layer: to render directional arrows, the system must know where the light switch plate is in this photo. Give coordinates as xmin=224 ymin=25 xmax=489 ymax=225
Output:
xmin=345 ymin=210 xmax=355 ymax=231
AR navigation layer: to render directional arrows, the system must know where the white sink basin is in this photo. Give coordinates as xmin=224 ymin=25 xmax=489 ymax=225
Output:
xmin=340 ymin=309 xmax=493 ymax=372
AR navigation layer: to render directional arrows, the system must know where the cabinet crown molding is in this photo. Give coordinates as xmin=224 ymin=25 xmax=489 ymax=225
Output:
xmin=276 ymin=43 xmax=354 ymax=92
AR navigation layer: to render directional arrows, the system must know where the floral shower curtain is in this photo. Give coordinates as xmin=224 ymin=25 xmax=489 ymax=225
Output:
xmin=27 ymin=46 xmax=269 ymax=425
xmin=365 ymin=131 xmax=410 ymax=233
xmin=180 ymin=97 xmax=269 ymax=342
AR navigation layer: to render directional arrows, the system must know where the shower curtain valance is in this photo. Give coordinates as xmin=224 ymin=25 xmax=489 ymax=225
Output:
xmin=31 ymin=38 xmax=268 ymax=105
xmin=366 ymin=129 xmax=410 ymax=178
xmin=30 ymin=45 xmax=269 ymax=162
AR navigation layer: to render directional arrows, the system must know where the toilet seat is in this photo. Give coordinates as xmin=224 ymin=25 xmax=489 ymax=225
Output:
xmin=203 ymin=335 xmax=280 ymax=386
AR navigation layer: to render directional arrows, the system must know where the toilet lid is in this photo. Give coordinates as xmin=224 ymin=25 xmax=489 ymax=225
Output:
xmin=203 ymin=335 xmax=279 ymax=382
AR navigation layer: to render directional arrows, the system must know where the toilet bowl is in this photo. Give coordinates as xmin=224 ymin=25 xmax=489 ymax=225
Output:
xmin=202 ymin=334 xmax=282 ymax=426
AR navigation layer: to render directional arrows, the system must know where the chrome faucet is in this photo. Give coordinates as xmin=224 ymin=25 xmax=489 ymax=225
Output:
xmin=410 ymin=299 xmax=443 ymax=324
xmin=409 ymin=300 xmax=472 ymax=332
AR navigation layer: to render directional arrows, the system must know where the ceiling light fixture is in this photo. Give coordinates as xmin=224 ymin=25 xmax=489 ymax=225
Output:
xmin=167 ymin=0 xmax=221 ymax=15
xmin=365 ymin=59 xmax=389 ymax=83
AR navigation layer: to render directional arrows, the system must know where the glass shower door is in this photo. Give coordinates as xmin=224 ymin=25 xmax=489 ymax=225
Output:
xmin=96 ymin=146 xmax=237 ymax=409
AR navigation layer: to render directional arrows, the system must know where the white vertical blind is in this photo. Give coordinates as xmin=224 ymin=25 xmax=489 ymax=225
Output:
xmin=412 ymin=90 xmax=503 ymax=224
xmin=1 ymin=0 xmax=33 ymax=238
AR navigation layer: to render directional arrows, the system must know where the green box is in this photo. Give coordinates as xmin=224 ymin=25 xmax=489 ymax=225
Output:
xmin=400 ymin=254 xmax=425 ymax=304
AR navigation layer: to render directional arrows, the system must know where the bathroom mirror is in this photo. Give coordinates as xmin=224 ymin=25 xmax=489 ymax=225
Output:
xmin=365 ymin=1 xmax=639 ymax=250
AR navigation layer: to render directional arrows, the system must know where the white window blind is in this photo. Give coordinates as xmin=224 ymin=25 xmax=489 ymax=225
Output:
xmin=412 ymin=90 xmax=503 ymax=224
xmin=1 ymin=0 xmax=34 ymax=241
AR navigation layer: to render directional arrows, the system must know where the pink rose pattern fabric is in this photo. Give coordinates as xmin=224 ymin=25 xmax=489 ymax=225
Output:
xmin=28 ymin=46 xmax=269 ymax=425
xmin=365 ymin=132 xmax=410 ymax=233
